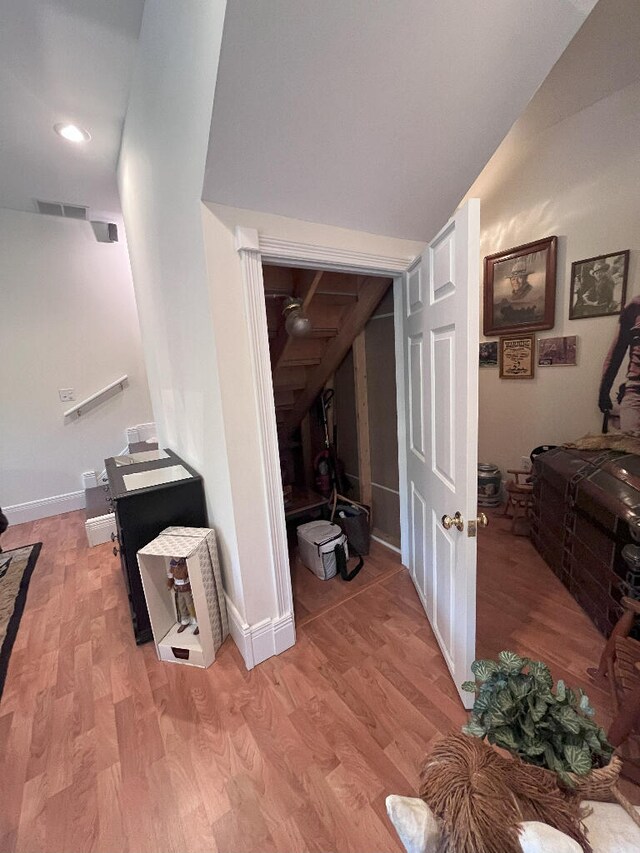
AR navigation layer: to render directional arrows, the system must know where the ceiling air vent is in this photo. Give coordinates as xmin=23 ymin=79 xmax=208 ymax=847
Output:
xmin=35 ymin=199 xmax=88 ymax=220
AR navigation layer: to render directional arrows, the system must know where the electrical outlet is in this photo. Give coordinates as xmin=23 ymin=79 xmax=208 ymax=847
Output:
xmin=59 ymin=388 xmax=75 ymax=402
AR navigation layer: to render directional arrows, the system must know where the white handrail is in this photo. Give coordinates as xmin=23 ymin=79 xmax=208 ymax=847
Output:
xmin=64 ymin=375 xmax=128 ymax=418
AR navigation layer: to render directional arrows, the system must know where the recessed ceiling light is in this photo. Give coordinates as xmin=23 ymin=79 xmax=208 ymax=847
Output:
xmin=54 ymin=123 xmax=91 ymax=143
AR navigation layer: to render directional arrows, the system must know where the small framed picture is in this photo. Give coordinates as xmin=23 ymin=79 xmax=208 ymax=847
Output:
xmin=479 ymin=341 xmax=498 ymax=367
xmin=499 ymin=334 xmax=535 ymax=379
xmin=538 ymin=335 xmax=577 ymax=366
xmin=483 ymin=236 xmax=557 ymax=336
xmin=569 ymin=251 xmax=629 ymax=319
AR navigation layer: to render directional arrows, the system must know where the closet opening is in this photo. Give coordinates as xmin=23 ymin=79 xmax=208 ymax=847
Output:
xmin=261 ymin=262 xmax=403 ymax=624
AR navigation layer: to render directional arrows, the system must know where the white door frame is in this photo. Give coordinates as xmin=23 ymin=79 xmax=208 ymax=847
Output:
xmin=235 ymin=226 xmax=417 ymax=648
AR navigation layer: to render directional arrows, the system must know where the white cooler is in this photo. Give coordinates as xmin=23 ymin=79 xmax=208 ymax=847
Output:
xmin=297 ymin=520 xmax=348 ymax=580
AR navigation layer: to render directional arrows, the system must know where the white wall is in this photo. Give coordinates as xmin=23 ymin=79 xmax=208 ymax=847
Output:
xmin=201 ymin=202 xmax=423 ymax=624
xmin=116 ymin=2 xmax=248 ymax=617
xmin=0 ymin=208 xmax=153 ymax=519
xmin=469 ymin=80 xmax=640 ymax=476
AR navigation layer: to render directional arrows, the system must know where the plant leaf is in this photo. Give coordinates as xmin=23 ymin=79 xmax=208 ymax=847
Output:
xmin=529 ymin=660 xmax=553 ymax=687
xmin=556 ymin=680 xmax=566 ymax=702
xmin=499 ymin=651 xmax=525 ymax=673
xmin=530 ymin=696 xmax=548 ymax=723
xmin=471 ymin=659 xmax=498 ymax=680
xmin=579 ymin=693 xmax=595 ymax=717
xmin=461 ymin=680 xmax=476 ymax=693
xmin=509 ymin=676 xmax=531 ymax=701
xmin=463 ymin=718 xmax=486 ymax=738
xmin=564 ymin=745 xmax=592 ymax=775
xmin=493 ymin=726 xmax=519 ymax=751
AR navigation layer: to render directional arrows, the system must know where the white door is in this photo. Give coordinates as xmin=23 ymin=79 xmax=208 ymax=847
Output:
xmin=400 ymin=198 xmax=480 ymax=708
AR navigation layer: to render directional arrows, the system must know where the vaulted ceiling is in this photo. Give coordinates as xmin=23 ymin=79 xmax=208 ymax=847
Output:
xmin=204 ymin=0 xmax=597 ymax=241
xmin=4 ymin=0 xmax=640 ymax=235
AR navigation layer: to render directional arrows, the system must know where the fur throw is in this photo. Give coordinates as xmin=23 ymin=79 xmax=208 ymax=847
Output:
xmin=418 ymin=733 xmax=591 ymax=853
xmin=564 ymin=431 xmax=640 ymax=456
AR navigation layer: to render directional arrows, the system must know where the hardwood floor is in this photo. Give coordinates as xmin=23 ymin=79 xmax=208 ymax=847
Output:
xmin=0 ymin=509 xmax=637 ymax=852
xmin=291 ymin=539 xmax=403 ymax=626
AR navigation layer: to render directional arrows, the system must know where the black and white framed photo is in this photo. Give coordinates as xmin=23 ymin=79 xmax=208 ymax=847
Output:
xmin=569 ymin=251 xmax=629 ymax=320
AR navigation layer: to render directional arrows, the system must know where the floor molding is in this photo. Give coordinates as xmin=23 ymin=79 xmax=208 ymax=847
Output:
xmin=370 ymin=533 xmax=402 ymax=555
xmin=85 ymin=512 xmax=117 ymax=547
xmin=4 ymin=490 xmax=85 ymax=525
xmin=224 ymin=594 xmax=296 ymax=670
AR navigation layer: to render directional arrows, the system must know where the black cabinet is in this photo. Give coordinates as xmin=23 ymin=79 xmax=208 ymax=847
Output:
xmin=105 ymin=449 xmax=208 ymax=644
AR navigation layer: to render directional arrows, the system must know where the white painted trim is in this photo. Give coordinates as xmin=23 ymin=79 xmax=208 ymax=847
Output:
xmin=85 ymin=512 xmax=117 ymax=547
xmin=371 ymin=481 xmax=400 ymax=496
xmin=234 ymin=225 xmax=413 ymax=666
xmin=394 ymin=271 xmax=411 ymax=567
xmin=5 ymin=490 xmax=85 ymax=525
xmin=371 ymin=534 xmax=402 ymax=555
xmin=224 ymin=594 xmax=295 ymax=670
xmin=258 ymin=234 xmax=416 ymax=275
xmin=236 ymin=227 xmax=294 ymax=624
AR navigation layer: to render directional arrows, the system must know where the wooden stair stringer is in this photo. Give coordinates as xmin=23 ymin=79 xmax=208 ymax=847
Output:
xmin=283 ymin=276 xmax=392 ymax=434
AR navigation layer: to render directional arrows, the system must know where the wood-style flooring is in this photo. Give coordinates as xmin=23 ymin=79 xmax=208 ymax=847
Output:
xmin=0 ymin=508 xmax=637 ymax=852
xmin=291 ymin=539 xmax=402 ymax=626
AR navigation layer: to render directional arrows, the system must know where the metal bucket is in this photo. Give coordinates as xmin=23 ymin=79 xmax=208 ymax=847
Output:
xmin=478 ymin=463 xmax=502 ymax=507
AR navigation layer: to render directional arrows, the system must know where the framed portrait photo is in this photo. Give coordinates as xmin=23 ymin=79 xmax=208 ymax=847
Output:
xmin=499 ymin=334 xmax=535 ymax=380
xmin=569 ymin=250 xmax=629 ymax=320
xmin=483 ymin=236 xmax=557 ymax=336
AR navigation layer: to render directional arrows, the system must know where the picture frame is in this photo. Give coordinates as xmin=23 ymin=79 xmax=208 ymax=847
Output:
xmin=479 ymin=341 xmax=498 ymax=368
xmin=538 ymin=335 xmax=577 ymax=366
xmin=483 ymin=236 xmax=557 ymax=336
xmin=499 ymin=334 xmax=535 ymax=380
xmin=569 ymin=250 xmax=630 ymax=320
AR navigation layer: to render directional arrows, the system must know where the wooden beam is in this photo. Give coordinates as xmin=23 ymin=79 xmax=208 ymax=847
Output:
xmin=284 ymin=276 xmax=390 ymax=432
xmin=353 ymin=331 xmax=372 ymax=510
xmin=271 ymin=271 xmax=324 ymax=371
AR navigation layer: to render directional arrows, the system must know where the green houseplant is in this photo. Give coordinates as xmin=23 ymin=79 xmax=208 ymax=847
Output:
xmin=462 ymin=651 xmax=614 ymax=787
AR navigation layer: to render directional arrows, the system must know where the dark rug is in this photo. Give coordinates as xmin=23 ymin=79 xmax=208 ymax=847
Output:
xmin=0 ymin=542 xmax=42 ymax=700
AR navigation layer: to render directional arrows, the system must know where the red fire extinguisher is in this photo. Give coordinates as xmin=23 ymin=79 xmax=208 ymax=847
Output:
xmin=314 ymin=450 xmax=332 ymax=497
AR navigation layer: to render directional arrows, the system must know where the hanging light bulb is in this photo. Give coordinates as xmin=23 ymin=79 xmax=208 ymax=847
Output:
xmin=283 ymin=297 xmax=312 ymax=337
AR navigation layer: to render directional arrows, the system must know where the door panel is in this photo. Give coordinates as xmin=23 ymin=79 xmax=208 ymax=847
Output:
xmin=401 ymin=198 xmax=480 ymax=708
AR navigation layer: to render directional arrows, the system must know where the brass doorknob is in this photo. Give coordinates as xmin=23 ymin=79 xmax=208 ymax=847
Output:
xmin=442 ymin=511 xmax=464 ymax=532
xmin=477 ymin=512 xmax=488 ymax=528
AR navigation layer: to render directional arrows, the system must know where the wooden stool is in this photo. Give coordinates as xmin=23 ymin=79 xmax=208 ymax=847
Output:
xmin=503 ymin=469 xmax=534 ymax=535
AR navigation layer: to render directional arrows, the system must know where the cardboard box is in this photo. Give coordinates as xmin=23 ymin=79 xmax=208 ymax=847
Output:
xmin=137 ymin=527 xmax=228 ymax=668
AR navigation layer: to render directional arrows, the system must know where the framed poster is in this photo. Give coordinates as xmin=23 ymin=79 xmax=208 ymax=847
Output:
xmin=499 ymin=334 xmax=535 ymax=379
xmin=483 ymin=236 xmax=557 ymax=336
xmin=569 ymin=250 xmax=629 ymax=319
xmin=538 ymin=335 xmax=577 ymax=366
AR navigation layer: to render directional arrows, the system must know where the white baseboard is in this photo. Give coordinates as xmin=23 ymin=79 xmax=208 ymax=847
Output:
xmin=5 ymin=490 xmax=86 ymax=525
xmin=85 ymin=512 xmax=117 ymax=547
xmin=224 ymin=594 xmax=296 ymax=670
xmin=371 ymin=534 xmax=402 ymax=555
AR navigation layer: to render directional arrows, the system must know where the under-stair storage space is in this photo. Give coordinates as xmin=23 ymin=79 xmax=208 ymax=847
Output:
xmin=262 ymin=262 xmax=401 ymax=623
